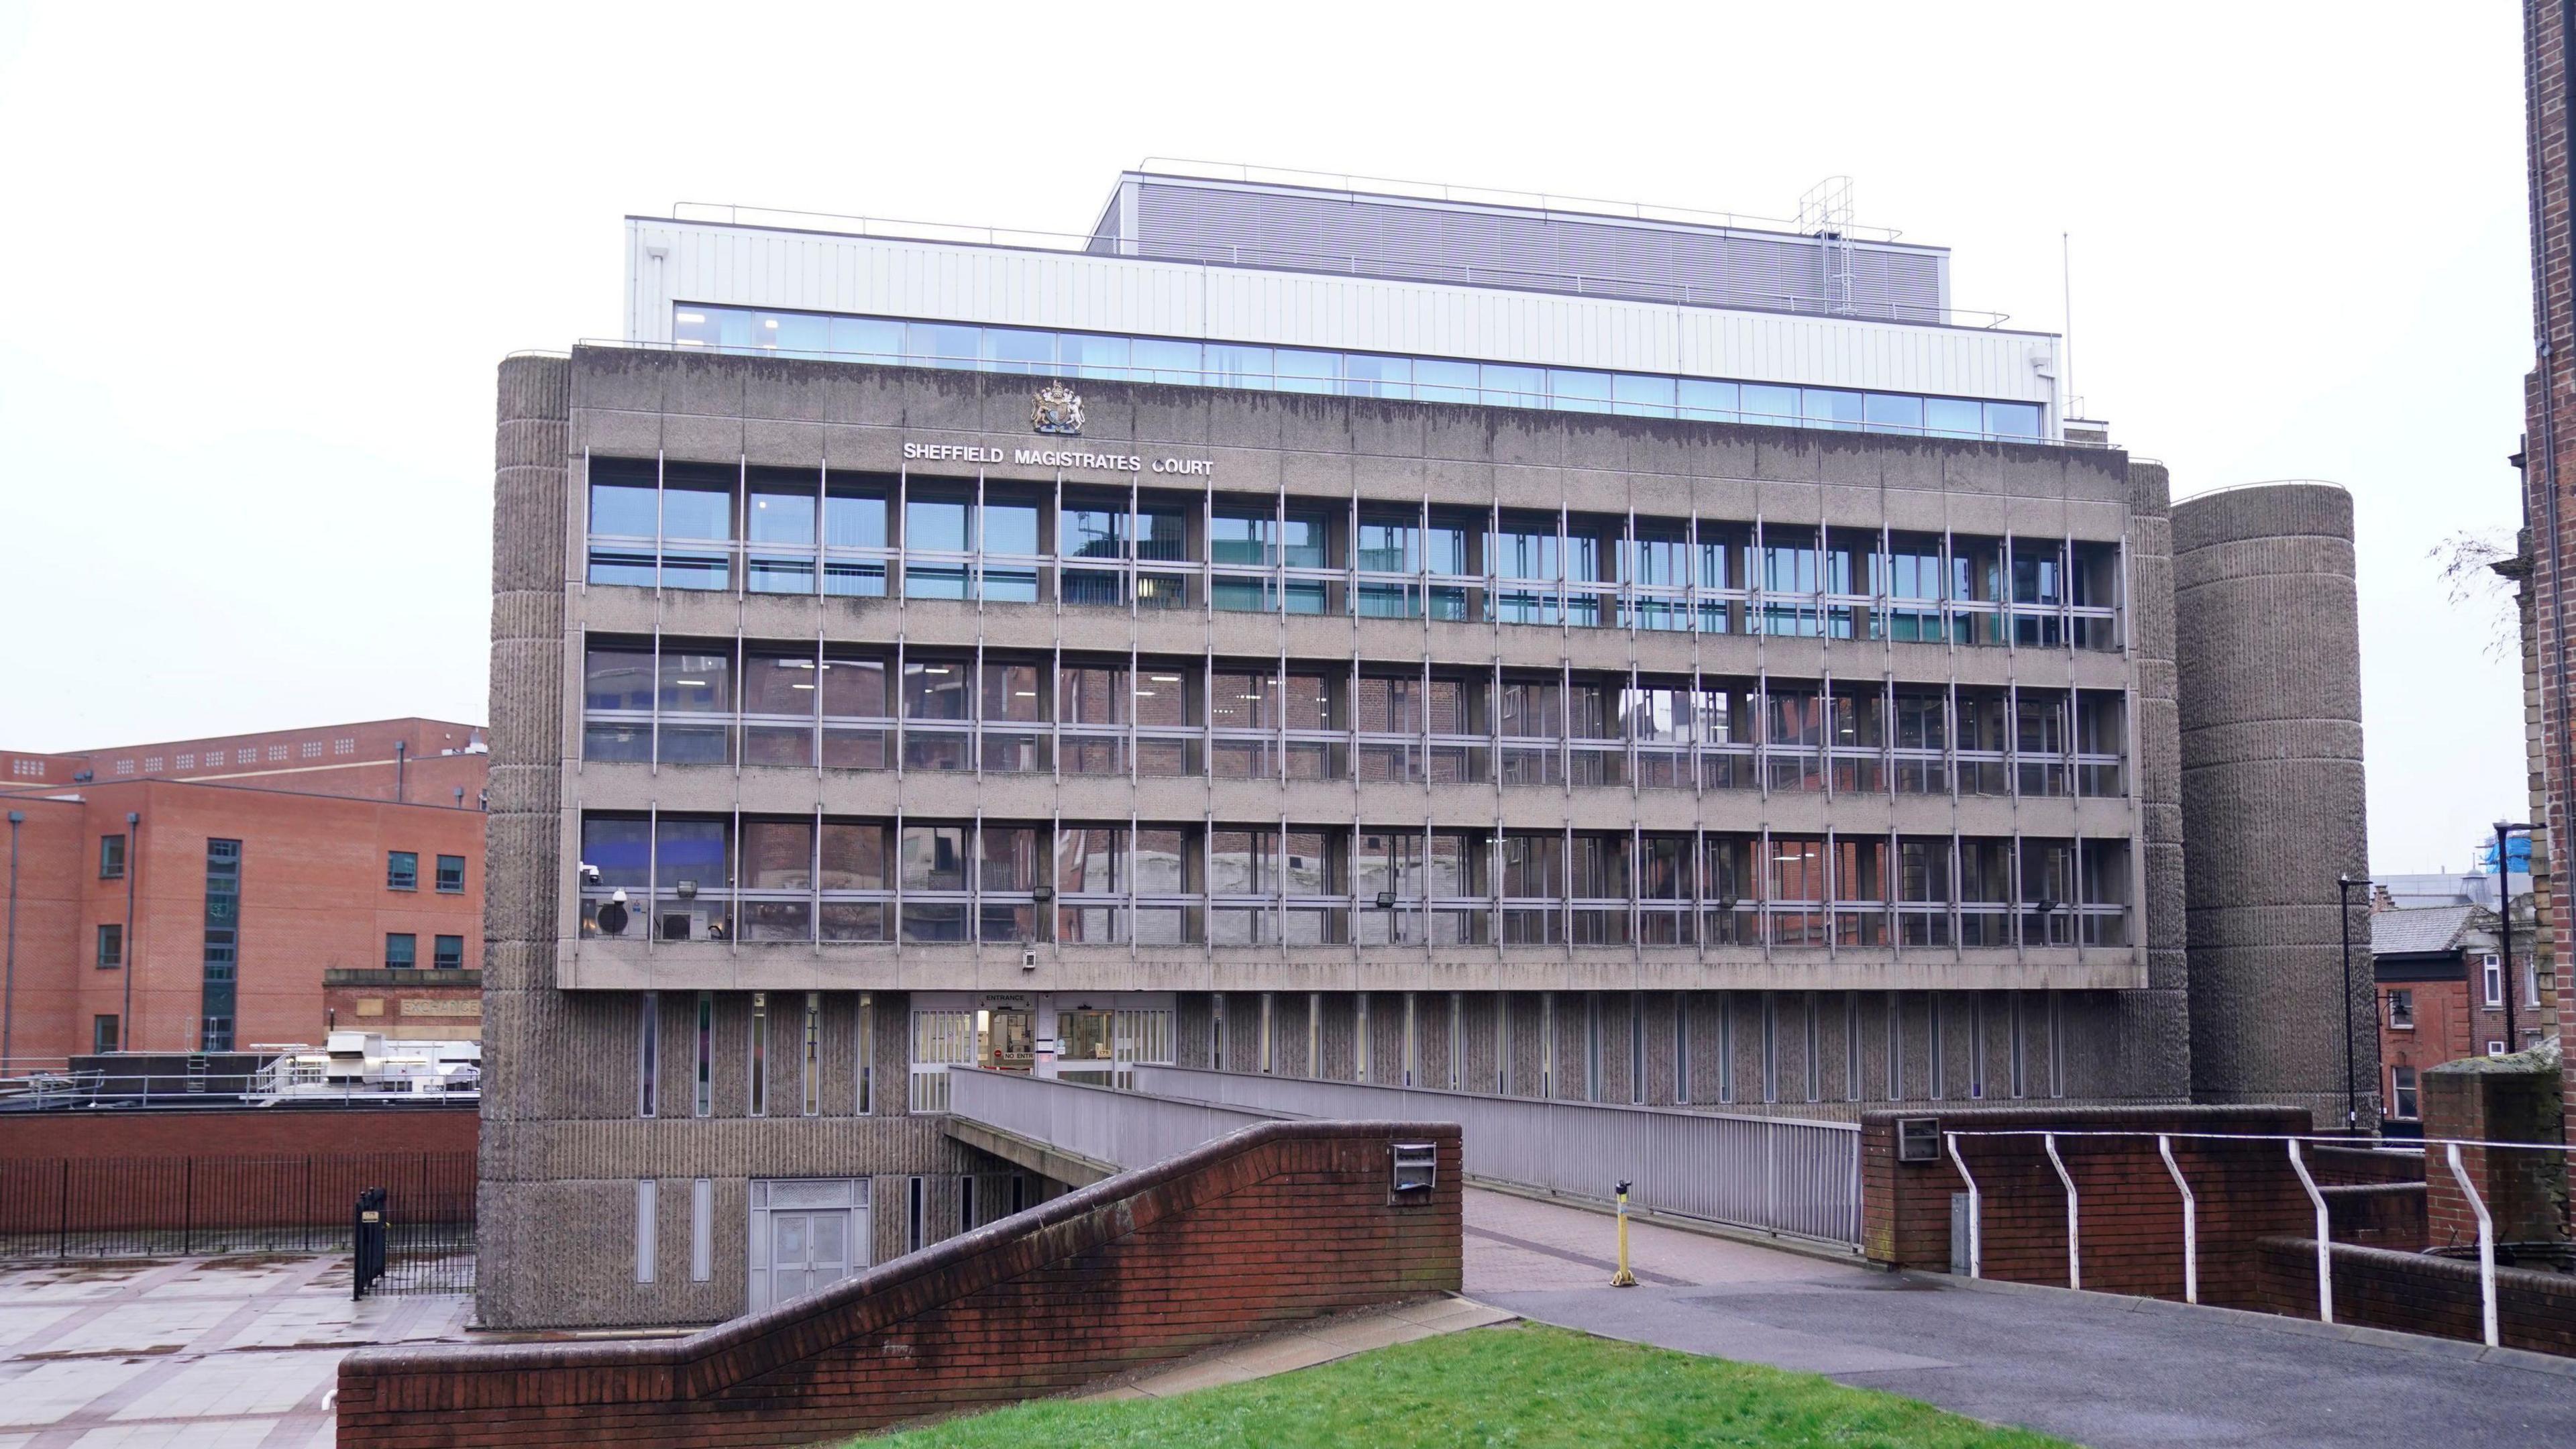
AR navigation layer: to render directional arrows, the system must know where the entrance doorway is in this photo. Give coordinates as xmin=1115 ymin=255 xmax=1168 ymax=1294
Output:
xmin=747 ymin=1178 xmax=869 ymax=1313
xmin=980 ymin=1008 xmax=1035 ymax=1073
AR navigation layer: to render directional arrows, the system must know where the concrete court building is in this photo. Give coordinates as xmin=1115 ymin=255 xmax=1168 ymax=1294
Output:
xmin=479 ymin=165 xmax=2370 ymax=1327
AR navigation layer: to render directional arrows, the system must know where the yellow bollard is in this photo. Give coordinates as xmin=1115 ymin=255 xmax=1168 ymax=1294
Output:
xmin=1609 ymin=1179 xmax=1637 ymax=1287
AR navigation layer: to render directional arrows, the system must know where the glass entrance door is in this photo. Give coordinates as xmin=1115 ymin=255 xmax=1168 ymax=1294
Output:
xmin=769 ymin=1209 xmax=850 ymax=1307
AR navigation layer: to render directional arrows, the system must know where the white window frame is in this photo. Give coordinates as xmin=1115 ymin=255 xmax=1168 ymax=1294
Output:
xmin=2481 ymin=953 xmax=2504 ymax=1008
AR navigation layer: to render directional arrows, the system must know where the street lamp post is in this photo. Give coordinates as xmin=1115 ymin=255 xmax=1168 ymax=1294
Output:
xmin=2335 ymin=875 xmax=2363 ymax=1134
xmin=2494 ymin=822 xmax=2537 ymax=1053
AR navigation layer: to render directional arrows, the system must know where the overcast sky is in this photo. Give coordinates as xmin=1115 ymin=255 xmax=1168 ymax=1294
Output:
xmin=0 ymin=3 xmax=2532 ymax=874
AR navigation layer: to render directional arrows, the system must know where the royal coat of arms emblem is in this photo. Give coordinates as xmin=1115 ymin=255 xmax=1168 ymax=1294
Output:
xmin=1032 ymin=381 xmax=1085 ymax=436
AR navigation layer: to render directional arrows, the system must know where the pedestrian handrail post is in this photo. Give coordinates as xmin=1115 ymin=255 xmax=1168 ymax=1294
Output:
xmin=2157 ymin=1133 xmax=2197 ymax=1305
xmin=1945 ymin=1130 xmax=1981 ymax=1279
xmin=2043 ymin=1132 xmax=2079 ymax=1291
xmin=2444 ymin=1142 xmax=2499 ymax=1348
xmin=2286 ymin=1139 xmax=2332 ymax=1324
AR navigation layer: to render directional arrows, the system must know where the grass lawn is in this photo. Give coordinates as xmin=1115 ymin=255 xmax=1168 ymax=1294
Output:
xmin=859 ymin=1321 xmax=2070 ymax=1448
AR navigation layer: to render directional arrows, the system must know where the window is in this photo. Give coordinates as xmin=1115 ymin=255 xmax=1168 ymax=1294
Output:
xmin=93 ymin=1014 xmax=118 ymax=1053
xmin=99 ymin=835 xmax=126 ymax=880
xmin=2489 ymin=1040 xmax=2510 ymax=1057
xmin=857 ymin=992 xmax=875 ymax=1115
xmin=95 ymin=924 xmax=122 ymax=969
xmin=301 ymin=741 xmax=323 ymax=759
xmin=691 ymin=1178 xmax=713 ymax=1281
xmin=335 ymin=738 xmax=354 ymax=755
xmin=635 ymin=1180 xmax=657 ymax=1284
xmin=2389 ymin=1065 xmax=2419 ymax=1120
xmin=202 ymin=840 xmax=240 ymax=1052
xmin=115 ymin=759 xmax=133 ymax=776
xmin=694 ymin=992 xmax=714 ymax=1117
xmin=2481 ymin=953 xmax=2504 ymax=1008
xmin=387 ymin=851 xmax=418 ymax=891
xmin=2386 ymin=989 xmax=2414 ymax=1029
xmin=639 ymin=992 xmax=659 ymax=1118
xmin=435 ymin=855 xmax=466 ymax=893
xmin=144 ymin=757 xmax=164 ymax=773
xmin=802 ymin=992 xmax=822 ymax=1117
xmin=266 ymin=745 xmax=287 ymax=762
xmin=384 ymin=933 xmax=417 ymax=969
xmin=749 ymin=991 xmax=769 ymax=1117
xmin=432 ymin=934 xmax=465 ymax=969
xmin=674 ymin=307 xmax=2065 ymax=444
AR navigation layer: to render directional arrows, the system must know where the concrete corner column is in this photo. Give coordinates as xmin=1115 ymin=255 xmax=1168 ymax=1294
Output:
xmin=2171 ymin=482 xmax=2373 ymax=1126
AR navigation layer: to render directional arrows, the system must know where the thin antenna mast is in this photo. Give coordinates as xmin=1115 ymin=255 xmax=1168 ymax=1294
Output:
xmin=2061 ymin=232 xmax=2076 ymax=417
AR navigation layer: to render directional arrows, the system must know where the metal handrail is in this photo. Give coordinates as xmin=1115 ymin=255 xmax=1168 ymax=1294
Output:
xmin=590 ymin=335 xmax=2088 ymax=444
xmin=1941 ymin=1126 xmax=2569 ymax=1342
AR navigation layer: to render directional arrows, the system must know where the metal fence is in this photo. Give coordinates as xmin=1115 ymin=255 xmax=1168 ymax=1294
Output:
xmin=1128 ymin=1067 xmax=1861 ymax=1248
xmin=949 ymin=1067 xmax=1281 ymax=1175
xmin=947 ymin=1064 xmax=1859 ymax=1248
xmin=0 ymin=1152 xmax=475 ymax=1292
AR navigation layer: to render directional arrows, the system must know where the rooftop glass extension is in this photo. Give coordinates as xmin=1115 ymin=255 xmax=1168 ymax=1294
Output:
xmin=668 ymin=306 xmax=2050 ymax=445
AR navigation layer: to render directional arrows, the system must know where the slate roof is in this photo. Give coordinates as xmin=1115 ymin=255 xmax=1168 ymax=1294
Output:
xmin=2369 ymin=904 xmax=2478 ymax=957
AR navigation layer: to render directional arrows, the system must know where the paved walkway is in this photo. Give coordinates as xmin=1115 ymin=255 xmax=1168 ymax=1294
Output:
xmin=1463 ymin=1189 xmax=2576 ymax=1449
xmin=0 ymin=1256 xmax=472 ymax=1448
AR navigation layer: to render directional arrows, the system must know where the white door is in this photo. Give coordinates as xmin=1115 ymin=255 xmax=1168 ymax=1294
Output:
xmin=769 ymin=1210 xmax=850 ymax=1306
xmin=747 ymin=1178 xmax=871 ymax=1313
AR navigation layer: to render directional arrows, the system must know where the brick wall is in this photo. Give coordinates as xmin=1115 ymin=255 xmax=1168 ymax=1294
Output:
xmin=2420 ymin=1053 xmax=2568 ymax=1251
xmin=336 ymin=1120 xmax=1461 ymax=1448
xmin=0 ymin=1108 xmax=477 ymax=1236
xmin=0 ymin=1106 xmax=475 ymax=1161
xmin=2256 ymin=1235 xmax=2576 ymax=1356
xmin=2522 ymin=0 xmax=2576 ymax=1157
xmin=1863 ymin=1104 xmax=2312 ymax=1307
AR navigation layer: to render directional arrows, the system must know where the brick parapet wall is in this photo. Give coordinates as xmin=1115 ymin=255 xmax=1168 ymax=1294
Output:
xmin=2255 ymin=1235 xmax=2576 ymax=1357
xmin=1862 ymin=1104 xmax=2311 ymax=1309
xmin=337 ymin=1120 xmax=1460 ymax=1448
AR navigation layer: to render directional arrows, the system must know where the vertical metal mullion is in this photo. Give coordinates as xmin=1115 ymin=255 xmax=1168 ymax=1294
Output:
xmin=734 ymin=455 xmax=747 ymax=602
xmin=645 ymin=802 xmax=659 ymax=960
xmin=728 ymin=800 xmax=742 ymax=959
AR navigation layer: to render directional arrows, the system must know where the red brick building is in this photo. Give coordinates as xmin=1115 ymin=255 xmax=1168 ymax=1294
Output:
xmin=2520 ymin=0 xmax=2576 ymax=1146
xmin=2371 ymin=903 xmax=2538 ymax=1132
xmin=0 ymin=718 xmax=487 ymax=1062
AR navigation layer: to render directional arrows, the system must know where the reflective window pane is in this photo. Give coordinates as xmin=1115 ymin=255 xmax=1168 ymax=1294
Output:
xmin=1610 ymin=374 xmax=1676 ymax=417
xmin=1677 ymin=379 xmax=1739 ymax=421
xmin=1863 ymin=394 xmax=1925 ymax=433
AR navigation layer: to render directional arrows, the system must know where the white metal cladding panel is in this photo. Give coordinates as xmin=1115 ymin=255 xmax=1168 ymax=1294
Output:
xmin=1131 ymin=180 xmax=1945 ymax=319
xmin=627 ymin=220 xmax=2051 ymax=401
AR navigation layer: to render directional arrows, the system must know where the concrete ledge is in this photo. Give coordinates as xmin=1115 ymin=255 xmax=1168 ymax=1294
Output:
xmin=940 ymin=1115 xmax=1118 ymax=1188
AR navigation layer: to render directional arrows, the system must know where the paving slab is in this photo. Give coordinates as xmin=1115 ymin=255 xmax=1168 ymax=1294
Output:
xmin=0 ymin=1257 xmax=471 ymax=1449
xmin=1463 ymin=1187 xmax=2574 ymax=1449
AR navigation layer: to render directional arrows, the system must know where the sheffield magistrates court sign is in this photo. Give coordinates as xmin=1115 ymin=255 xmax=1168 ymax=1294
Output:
xmin=900 ymin=441 xmax=1214 ymax=477
xmin=898 ymin=382 xmax=1216 ymax=476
